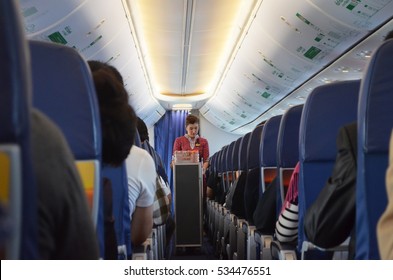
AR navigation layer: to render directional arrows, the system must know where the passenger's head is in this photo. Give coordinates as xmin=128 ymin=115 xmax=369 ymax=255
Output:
xmin=185 ymin=114 xmax=199 ymax=139
xmin=88 ymin=60 xmax=124 ymax=85
xmin=137 ymin=117 xmax=149 ymax=143
xmin=88 ymin=62 xmax=136 ymax=166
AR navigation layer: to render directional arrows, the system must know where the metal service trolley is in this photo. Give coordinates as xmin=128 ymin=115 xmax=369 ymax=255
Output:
xmin=173 ymin=151 xmax=203 ymax=248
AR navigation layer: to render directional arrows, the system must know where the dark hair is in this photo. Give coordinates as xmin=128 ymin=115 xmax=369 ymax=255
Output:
xmin=88 ymin=60 xmax=124 ymax=85
xmin=137 ymin=117 xmax=149 ymax=142
xmin=185 ymin=114 xmax=199 ymax=127
xmin=90 ymin=68 xmax=136 ymax=166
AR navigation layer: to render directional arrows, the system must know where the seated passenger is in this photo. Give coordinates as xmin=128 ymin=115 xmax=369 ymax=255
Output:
xmin=88 ymin=61 xmax=137 ymax=259
xmin=275 ymin=162 xmax=300 ymax=244
xmin=304 ymin=122 xmax=357 ymax=259
xmin=125 ymin=145 xmax=155 ymax=246
xmin=377 ymin=131 xmax=393 ymax=259
xmin=307 ymin=30 xmax=393 ymax=259
xmin=206 ymin=170 xmax=221 ymax=201
xmin=89 ymin=60 xmax=154 ymax=250
xmin=32 ymin=109 xmax=99 ymax=259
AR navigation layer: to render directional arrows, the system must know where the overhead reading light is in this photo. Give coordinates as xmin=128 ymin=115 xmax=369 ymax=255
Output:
xmin=172 ymin=103 xmax=193 ymax=110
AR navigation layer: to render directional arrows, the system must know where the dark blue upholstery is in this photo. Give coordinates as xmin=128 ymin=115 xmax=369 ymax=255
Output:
xmin=232 ymin=137 xmax=242 ymax=171
xmin=29 ymin=41 xmax=101 ymax=161
xmin=261 ymin=115 xmax=282 ymax=168
xmin=226 ymin=141 xmax=236 ymax=172
xmin=297 ymin=80 xmax=360 ymax=255
xmin=0 ymin=0 xmax=37 ymax=259
xmin=277 ymin=105 xmax=303 ymax=169
xmin=356 ymin=39 xmax=393 ymax=259
xmin=260 ymin=115 xmax=282 ymax=192
xmin=247 ymin=125 xmax=264 ymax=170
xmin=239 ymin=132 xmax=252 ymax=171
xmin=29 ymin=41 xmax=104 ymax=257
xmin=276 ymin=105 xmax=303 ymax=212
xmin=102 ymin=163 xmax=130 ymax=258
xmin=221 ymin=145 xmax=229 ymax=173
xmin=244 ymin=125 xmax=264 ymax=223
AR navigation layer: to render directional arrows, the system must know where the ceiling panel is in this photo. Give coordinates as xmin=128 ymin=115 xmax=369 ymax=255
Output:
xmin=203 ymin=0 xmax=393 ymax=132
xmin=20 ymin=0 xmax=85 ymax=34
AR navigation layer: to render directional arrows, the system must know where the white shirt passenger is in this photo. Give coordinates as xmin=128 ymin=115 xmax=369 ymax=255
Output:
xmin=125 ymin=145 xmax=155 ymax=218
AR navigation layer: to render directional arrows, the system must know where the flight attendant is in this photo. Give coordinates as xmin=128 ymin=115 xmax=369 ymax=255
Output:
xmin=172 ymin=114 xmax=210 ymax=201
xmin=172 ymin=114 xmax=209 ymax=172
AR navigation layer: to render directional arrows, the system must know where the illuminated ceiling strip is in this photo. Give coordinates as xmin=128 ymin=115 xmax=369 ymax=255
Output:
xmin=181 ymin=0 xmax=195 ymax=94
xmin=121 ymin=0 xmax=155 ymax=99
xmin=208 ymin=0 xmax=264 ymax=99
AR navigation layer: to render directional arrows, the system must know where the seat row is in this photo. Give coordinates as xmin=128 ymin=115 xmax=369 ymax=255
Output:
xmin=207 ymin=37 xmax=393 ymax=260
xmin=1 ymin=1 xmax=167 ymax=260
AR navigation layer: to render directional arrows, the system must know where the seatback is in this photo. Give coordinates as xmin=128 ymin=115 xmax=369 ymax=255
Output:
xmin=239 ymin=133 xmax=252 ymax=172
xmin=226 ymin=141 xmax=236 ymax=188
xmin=260 ymin=115 xmax=282 ymax=193
xmin=244 ymin=125 xmax=264 ymax=224
xmin=230 ymin=133 xmax=251 ymax=219
xmin=102 ymin=162 xmax=129 ymax=259
xmin=232 ymin=137 xmax=242 ymax=175
xmin=298 ymin=80 xmax=360 ymax=254
xmin=221 ymin=145 xmax=229 ymax=191
xmin=276 ymin=105 xmax=303 ymax=214
xmin=0 ymin=0 xmax=37 ymax=259
xmin=356 ymin=39 xmax=393 ymax=259
xmin=29 ymin=41 xmax=103 ymax=255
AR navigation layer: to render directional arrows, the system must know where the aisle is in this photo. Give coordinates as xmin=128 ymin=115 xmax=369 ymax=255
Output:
xmin=170 ymin=235 xmax=218 ymax=260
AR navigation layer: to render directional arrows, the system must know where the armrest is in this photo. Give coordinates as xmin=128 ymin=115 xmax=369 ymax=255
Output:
xmin=301 ymin=238 xmax=349 ymax=260
xmin=270 ymin=240 xmax=297 ymax=260
xmin=131 ymin=240 xmax=151 ymax=260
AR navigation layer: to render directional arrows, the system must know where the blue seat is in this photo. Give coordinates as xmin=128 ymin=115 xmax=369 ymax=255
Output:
xmin=298 ymin=80 xmax=360 ymax=259
xmin=0 ymin=0 xmax=38 ymax=259
xmin=29 ymin=41 xmax=103 ymax=256
xmin=225 ymin=141 xmax=236 ymax=191
xmin=102 ymin=163 xmax=129 ymax=259
xmin=244 ymin=125 xmax=264 ymax=224
xmin=276 ymin=105 xmax=303 ymax=213
xmin=253 ymin=115 xmax=282 ymax=259
xmin=227 ymin=132 xmax=251 ymax=259
xmin=260 ymin=115 xmax=282 ymax=192
xmin=356 ymin=39 xmax=393 ymax=259
xmin=232 ymin=138 xmax=242 ymax=178
xmin=241 ymin=125 xmax=264 ymax=259
xmin=232 ymin=132 xmax=252 ymax=219
xmin=270 ymin=105 xmax=303 ymax=260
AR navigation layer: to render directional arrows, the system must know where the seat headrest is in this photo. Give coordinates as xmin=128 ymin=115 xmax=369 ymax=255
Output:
xmin=232 ymin=137 xmax=242 ymax=170
xmin=247 ymin=125 xmax=264 ymax=169
xmin=359 ymin=39 xmax=393 ymax=154
xmin=277 ymin=104 xmax=303 ymax=168
xmin=29 ymin=41 xmax=101 ymax=160
xmin=300 ymin=80 xmax=360 ymax=161
xmin=226 ymin=141 xmax=236 ymax=171
xmin=239 ymin=132 xmax=251 ymax=170
xmin=260 ymin=115 xmax=282 ymax=167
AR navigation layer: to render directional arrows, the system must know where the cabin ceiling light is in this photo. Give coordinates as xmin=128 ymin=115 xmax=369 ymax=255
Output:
xmin=172 ymin=103 xmax=193 ymax=110
xmin=125 ymin=0 xmax=263 ymax=104
xmin=358 ymin=50 xmax=373 ymax=59
xmin=334 ymin=66 xmax=350 ymax=73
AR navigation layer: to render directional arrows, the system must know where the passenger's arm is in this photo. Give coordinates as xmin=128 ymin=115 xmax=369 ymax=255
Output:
xmin=131 ymin=205 xmax=153 ymax=246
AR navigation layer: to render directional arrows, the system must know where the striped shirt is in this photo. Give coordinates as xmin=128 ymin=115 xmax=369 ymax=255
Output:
xmin=275 ymin=162 xmax=300 ymax=243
